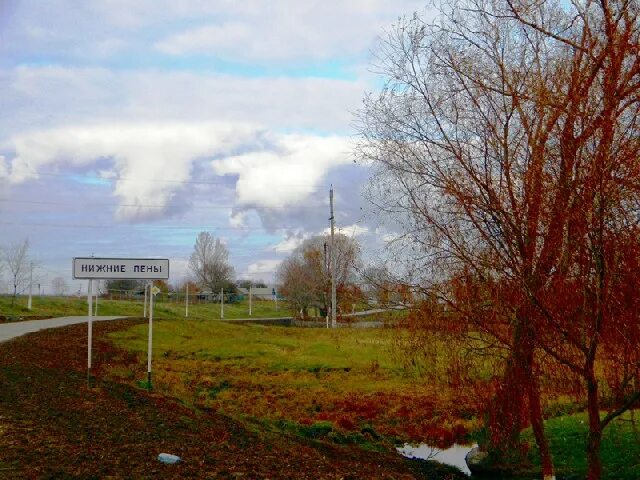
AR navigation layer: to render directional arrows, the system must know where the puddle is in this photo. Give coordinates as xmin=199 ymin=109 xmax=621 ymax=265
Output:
xmin=397 ymin=442 xmax=477 ymax=476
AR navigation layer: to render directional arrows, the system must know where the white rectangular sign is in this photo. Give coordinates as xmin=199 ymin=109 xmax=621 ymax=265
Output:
xmin=73 ymin=257 xmax=169 ymax=280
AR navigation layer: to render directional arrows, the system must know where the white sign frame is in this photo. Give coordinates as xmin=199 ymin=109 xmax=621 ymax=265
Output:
xmin=73 ymin=257 xmax=169 ymax=280
xmin=73 ymin=256 xmax=169 ymax=390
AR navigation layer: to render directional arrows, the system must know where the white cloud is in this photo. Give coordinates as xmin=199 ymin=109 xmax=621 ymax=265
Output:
xmin=0 ymin=66 xmax=363 ymax=138
xmin=169 ymin=258 xmax=190 ymax=283
xmin=3 ymin=122 xmax=356 ymax=225
xmin=1 ymin=1 xmax=432 ymax=66
xmin=246 ymin=259 xmax=281 ymax=280
xmin=272 ymin=230 xmax=310 ymax=253
xmin=212 ymin=134 xmax=351 ymax=209
xmin=6 ymin=122 xmax=259 ymax=221
xmin=0 ymin=156 xmax=8 ymax=179
xmin=229 ymin=210 xmax=247 ymax=229
xmin=154 ymin=1 xmax=432 ymax=62
xmin=323 ymin=223 xmax=369 ymax=237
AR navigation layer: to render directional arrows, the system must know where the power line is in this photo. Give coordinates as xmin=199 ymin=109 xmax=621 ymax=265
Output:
xmin=0 ymin=220 xmax=325 ymax=231
xmin=0 ymin=198 xmax=328 ymax=211
xmin=23 ymin=169 xmax=322 ymax=189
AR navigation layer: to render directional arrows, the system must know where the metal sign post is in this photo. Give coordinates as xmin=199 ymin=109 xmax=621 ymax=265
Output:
xmin=73 ymin=257 xmax=169 ymax=390
xmin=87 ymin=279 xmax=93 ymax=386
xmin=143 ymin=284 xmax=148 ymax=318
xmin=147 ymin=281 xmax=154 ymax=390
xmin=27 ymin=262 xmax=33 ymax=311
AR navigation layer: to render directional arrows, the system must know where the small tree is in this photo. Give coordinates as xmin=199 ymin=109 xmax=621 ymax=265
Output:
xmin=5 ymin=239 xmax=30 ymax=305
xmin=189 ymin=232 xmax=235 ymax=293
xmin=361 ymin=266 xmax=397 ymax=307
xmin=277 ymin=234 xmax=361 ymax=318
xmin=51 ymin=276 xmax=68 ymax=296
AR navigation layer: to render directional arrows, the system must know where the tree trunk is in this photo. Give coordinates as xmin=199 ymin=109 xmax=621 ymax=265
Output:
xmin=489 ymin=317 xmax=529 ymax=455
xmin=586 ymin=372 xmax=603 ymax=480
xmin=490 ymin=314 xmax=554 ymax=477
xmin=527 ymin=368 xmax=555 ymax=479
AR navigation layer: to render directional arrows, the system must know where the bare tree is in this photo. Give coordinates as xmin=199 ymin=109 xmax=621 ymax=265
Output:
xmin=189 ymin=232 xmax=235 ymax=293
xmin=51 ymin=276 xmax=68 ymax=296
xmin=0 ymin=246 xmax=4 ymax=285
xmin=277 ymin=234 xmax=361 ymax=318
xmin=5 ymin=239 xmax=30 ymax=305
xmin=357 ymin=0 xmax=640 ymax=478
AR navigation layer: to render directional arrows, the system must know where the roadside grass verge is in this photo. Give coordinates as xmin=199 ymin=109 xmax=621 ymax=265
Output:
xmin=1 ymin=319 xmax=453 ymax=479
xmin=108 ymin=318 xmax=640 ymax=478
xmin=0 ymin=295 xmax=290 ymax=321
xmin=108 ymin=318 xmax=491 ymax=447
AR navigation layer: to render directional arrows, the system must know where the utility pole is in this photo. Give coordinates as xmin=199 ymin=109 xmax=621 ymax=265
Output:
xmin=324 ymin=242 xmax=329 ymax=328
xmin=330 ymin=186 xmax=337 ymax=328
xmin=27 ymin=262 xmax=33 ymax=310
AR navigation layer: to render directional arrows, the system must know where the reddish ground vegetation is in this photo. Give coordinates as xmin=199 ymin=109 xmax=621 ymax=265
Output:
xmin=0 ymin=320 xmax=466 ymax=479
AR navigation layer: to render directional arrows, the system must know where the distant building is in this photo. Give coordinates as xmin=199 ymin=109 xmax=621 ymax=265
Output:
xmin=237 ymin=286 xmax=282 ymax=300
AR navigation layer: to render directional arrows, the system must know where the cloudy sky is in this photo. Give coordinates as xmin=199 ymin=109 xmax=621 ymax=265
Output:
xmin=0 ymin=0 xmax=427 ymax=293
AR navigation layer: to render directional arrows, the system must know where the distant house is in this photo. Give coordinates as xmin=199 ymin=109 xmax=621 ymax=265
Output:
xmin=237 ymin=286 xmax=282 ymax=300
xmin=196 ymin=291 xmax=222 ymax=301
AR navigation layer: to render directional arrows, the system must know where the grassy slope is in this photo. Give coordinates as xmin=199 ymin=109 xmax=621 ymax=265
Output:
xmin=108 ymin=318 xmax=487 ymax=450
xmin=1 ymin=319 xmax=469 ymax=479
xmin=109 ymin=318 xmax=640 ymax=479
xmin=4 ymin=297 xmax=636 ymax=478
xmin=522 ymin=411 xmax=640 ymax=479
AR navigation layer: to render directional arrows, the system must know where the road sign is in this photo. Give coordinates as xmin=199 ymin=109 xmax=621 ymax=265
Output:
xmin=74 ymin=257 xmax=169 ymax=391
xmin=73 ymin=257 xmax=169 ymax=280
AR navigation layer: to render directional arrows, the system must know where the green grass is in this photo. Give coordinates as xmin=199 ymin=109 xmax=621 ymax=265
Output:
xmin=108 ymin=318 xmax=640 ymax=479
xmin=523 ymin=411 xmax=640 ymax=479
xmin=0 ymin=295 xmax=291 ymax=320
xmin=110 ymin=317 xmax=402 ymax=379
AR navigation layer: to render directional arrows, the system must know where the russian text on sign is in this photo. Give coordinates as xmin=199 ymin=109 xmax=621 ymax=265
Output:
xmin=73 ymin=258 xmax=169 ymax=280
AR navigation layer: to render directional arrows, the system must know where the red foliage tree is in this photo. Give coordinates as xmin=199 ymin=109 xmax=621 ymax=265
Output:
xmin=358 ymin=0 xmax=640 ymax=478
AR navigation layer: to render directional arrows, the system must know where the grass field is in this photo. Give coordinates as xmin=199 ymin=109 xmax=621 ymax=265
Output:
xmin=107 ymin=317 xmax=640 ymax=479
xmin=108 ymin=318 xmax=494 ymax=447
xmin=523 ymin=411 xmax=640 ymax=479
xmin=0 ymin=294 xmax=290 ymax=320
xmin=0 ymin=319 xmax=467 ymax=479
xmin=3 ymin=296 xmax=639 ymax=478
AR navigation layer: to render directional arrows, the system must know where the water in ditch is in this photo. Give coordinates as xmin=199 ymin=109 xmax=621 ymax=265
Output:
xmin=397 ymin=442 xmax=476 ymax=476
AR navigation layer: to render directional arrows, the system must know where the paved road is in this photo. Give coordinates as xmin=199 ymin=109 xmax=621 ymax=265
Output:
xmin=0 ymin=316 xmax=126 ymax=344
xmin=0 ymin=308 xmax=403 ymax=344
